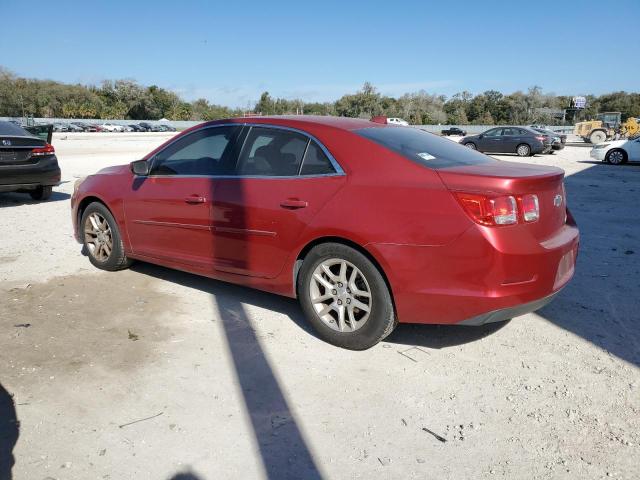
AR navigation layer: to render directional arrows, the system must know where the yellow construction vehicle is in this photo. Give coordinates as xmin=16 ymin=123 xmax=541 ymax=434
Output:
xmin=621 ymin=117 xmax=639 ymax=137
xmin=574 ymin=112 xmax=621 ymax=144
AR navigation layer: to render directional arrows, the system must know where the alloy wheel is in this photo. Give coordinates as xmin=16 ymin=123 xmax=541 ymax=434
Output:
xmin=309 ymin=258 xmax=372 ymax=332
xmin=608 ymin=150 xmax=624 ymax=164
xmin=84 ymin=212 xmax=113 ymax=262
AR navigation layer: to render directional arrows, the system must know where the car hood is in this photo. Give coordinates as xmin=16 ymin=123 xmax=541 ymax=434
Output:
xmin=96 ymin=164 xmax=129 ymax=175
xmin=596 ymin=140 xmax=627 ymax=150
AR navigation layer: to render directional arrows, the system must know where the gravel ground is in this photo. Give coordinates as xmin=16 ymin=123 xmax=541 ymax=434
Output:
xmin=1 ymin=133 xmax=639 ymax=480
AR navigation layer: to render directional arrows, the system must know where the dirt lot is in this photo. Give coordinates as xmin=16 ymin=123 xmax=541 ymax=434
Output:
xmin=1 ymin=133 xmax=639 ymax=480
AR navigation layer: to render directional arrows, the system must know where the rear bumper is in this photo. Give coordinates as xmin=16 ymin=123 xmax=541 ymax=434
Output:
xmin=458 ymin=290 xmax=560 ymax=325
xmin=590 ymin=148 xmax=606 ymax=161
xmin=0 ymin=157 xmax=61 ymax=190
xmin=368 ymin=216 xmax=579 ymax=325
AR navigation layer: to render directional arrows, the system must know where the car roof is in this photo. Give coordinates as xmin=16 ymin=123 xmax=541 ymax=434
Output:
xmin=205 ymin=115 xmax=383 ymax=132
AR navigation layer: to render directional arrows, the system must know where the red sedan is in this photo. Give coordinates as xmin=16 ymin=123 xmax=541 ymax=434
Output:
xmin=71 ymin=116 xmax=579 ymax=349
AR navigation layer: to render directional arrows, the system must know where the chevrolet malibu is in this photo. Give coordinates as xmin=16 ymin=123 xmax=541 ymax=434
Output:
xmin=71 ymin=116 xmax=579 ymax=350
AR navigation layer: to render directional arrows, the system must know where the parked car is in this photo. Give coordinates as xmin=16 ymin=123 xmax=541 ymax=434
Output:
xmin=71 ymin=116 xmax=578 ymax=350
xmin=66 ymin=123 xmax=84 ymax=132
xmin=100 ymin=123 xmax=124 ymax=132
xmin=138 ymin=122 xmax=153 ymax=131
xmin=121 ymin=125 xmax=134 ymax=132
xmin=128 ymin=124 xmax=144 ymax=132
xmin=0 ymin=121 xmax=61 ymax=200
xmin=441 ymin=127 xmax=467 ymax=136
xmin=589 ymin=134 xmax=640 ymax=164
xmin=461 ymin=126 xmax=552 ymax=156
xmin=53 ymin=123 xmax=70 ymax=132
xmin=70 ymin=121 xmax=90 ymax=132
xmin=531 ymin=127 xmax=566 ymax=151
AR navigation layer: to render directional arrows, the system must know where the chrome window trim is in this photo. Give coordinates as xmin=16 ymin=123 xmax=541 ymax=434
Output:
xmin=146 ymin=122 xmax=345 ymax=179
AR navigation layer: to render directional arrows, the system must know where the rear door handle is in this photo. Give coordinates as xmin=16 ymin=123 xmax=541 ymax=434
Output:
xmin=280 ymin=199 xmax=308 ymax=210
xmin=184 ymin=195 xmax=206 ymax=204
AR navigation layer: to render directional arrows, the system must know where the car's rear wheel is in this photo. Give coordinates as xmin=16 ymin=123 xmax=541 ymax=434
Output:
xmin=29 ymin=185 xmax=52 ymax=201
xmin=298 ymin=243 xmax=396 ymax=350
xmin=81 ymin=202 xmax=132 ymax=271
xmin=516 ymin=144 xmax=531 ymax=157
xmin=605 ymin=149 xmax=627 ymax=165
xmin=464 ymin=142 xmax=476 ymax=150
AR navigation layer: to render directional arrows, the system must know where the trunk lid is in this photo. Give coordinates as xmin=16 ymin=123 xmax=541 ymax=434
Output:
xmin=437 ymin=160 xmax=567 ymax=240
xmin=0 ymin=135 xmax=46 ymax=166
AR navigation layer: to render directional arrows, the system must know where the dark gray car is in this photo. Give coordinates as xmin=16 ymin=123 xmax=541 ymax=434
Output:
xmin=460 ymin=126 xmax=551 ymax=156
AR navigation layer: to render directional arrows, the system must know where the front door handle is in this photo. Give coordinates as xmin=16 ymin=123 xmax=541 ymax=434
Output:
xmin=184 ymin=195 xmax=206 ymax=204
xmin=280 ymin=199 xmax=308 ymax=210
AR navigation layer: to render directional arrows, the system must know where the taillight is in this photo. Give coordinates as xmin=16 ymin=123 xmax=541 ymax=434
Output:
xmin=31 ymin=144 xmax=55 ymax=156
xmin=520 ymin=194 xmax=539 ymax=222
xmin=455 ymin=193 xmax=517 ymax=226
xmin=535 ymin=136 xmax=546 ymax=141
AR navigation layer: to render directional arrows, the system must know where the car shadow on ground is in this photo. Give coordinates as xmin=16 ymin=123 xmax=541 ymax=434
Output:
xmin=0 ymin=382 xmax=19 ymax=480
xmin=132 ymin=262 xmax=323 ymax=480
xmin=166 ymin=472 xmax=203 ymax=480
xmin=0 ymin=191 xmax=70 ymax=207
xmin=537 ymin=161 xmax=640 ymax=367
xmin=131 ymin=263 xmax=316 ymax=338
xmin=385 ymin=321 xmax=509 ymax=348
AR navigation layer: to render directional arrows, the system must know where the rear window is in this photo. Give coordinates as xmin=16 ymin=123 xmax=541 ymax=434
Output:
xmin=356 ymin=126 xmax=496 ymax=169
xmin=0 ymin=121 xmax=32 ymax=137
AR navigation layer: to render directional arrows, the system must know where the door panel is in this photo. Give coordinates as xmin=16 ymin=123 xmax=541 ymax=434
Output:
xmin=125 ymin=177 xmax=216 ymax=268
xmin=481 ymin=129 xmax=503 ymax=152
xmin=123 ymin=125 xmax=241 ymax=269
xmin=210 ymin=176 xmax=345 ymax=278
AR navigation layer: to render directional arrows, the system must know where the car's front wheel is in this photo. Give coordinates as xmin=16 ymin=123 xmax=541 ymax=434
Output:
xmin=464 ymin=142 xmax=477 ymax=150
xmin=605 ymin=149 xmax=627 ymax=165
xmin=298 ymin=243 xmax=396 ymax=350
xmin=81 ymin=202 xmax=132 ymax=271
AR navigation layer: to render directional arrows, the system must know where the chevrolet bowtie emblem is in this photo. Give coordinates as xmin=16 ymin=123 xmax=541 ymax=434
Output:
xmin=553 ymin=194 xmax=563 ymax=207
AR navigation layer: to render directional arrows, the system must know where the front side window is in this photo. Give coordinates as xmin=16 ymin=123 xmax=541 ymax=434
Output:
xmin=484 ymin=128 xmax=502 ymax=137
xmin=236 ymin=127 xmax=307 ymax=176
xmin=151 ymin=126 xmax=241 ymax=176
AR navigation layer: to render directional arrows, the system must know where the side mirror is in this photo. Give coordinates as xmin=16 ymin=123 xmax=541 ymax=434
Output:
xmin=478 ymin=134 xmax=484 ymax=139
xmin=130 ymin=160 xmax=150 ymax=176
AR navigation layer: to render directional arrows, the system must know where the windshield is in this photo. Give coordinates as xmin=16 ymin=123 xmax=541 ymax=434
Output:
xmin=356 ymin=126 xmax=496 ymax=169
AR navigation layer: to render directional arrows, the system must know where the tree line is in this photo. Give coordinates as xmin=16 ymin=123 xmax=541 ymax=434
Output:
xmin=1 ymin=67 xmax=638 ymax=125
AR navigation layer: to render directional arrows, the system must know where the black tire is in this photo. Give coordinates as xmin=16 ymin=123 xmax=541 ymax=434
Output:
xmin=605 ymin=149 xmax=627 ymax=165
xmin=29 ymin=185 xmax=52 ymax=201
xmin=516 ymin=143 xmax=531 ymax=157
xmin=297 ymin=243 xmax=397 ymax=350
xmin=80 ymin=202 xmax=132 ymax=271
xmin=464 ymin=142 xmax=477 ymax=150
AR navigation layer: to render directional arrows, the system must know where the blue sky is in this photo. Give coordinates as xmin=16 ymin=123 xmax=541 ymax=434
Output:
xmin=2 ymin=0 xmax=639 ymax=107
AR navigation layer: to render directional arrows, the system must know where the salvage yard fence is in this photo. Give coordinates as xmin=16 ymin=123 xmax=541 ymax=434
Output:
xmin=0 ymin=117 xmax=576 ymax=134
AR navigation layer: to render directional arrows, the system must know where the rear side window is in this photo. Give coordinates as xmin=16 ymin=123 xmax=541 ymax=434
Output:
xmin=356 ymin=127 xmax=496 ymax=169
xmin=236 ymin=127 xmax=307 ymax=176
xmin=300 ymin=141 xmax=335 ymax=175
